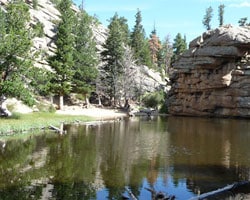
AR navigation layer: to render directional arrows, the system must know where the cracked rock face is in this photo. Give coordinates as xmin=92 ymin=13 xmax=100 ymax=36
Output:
xmin=167 ymin=26 xmax=250 ymax=118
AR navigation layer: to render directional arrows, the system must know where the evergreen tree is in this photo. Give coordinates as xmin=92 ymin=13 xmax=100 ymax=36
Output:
xmin=172 ymin=33 xmax=187 ymax=63
xmin=218 ymin=4 xmax=225 ymax=27
xmin=72 ymin=11 xmax=98 ymax=106
xmin=238 ymin=17 xmax=248 ymax=26
xmin=48 ymin=0 xmax=75 ymax=109
xmin=131 ymin=9 xmax=151 ymax=66
xmin=0 ymin=0 xmax=35 ymax=105
xmin=202 ymin=6 xmax=213 ymax=30
xmin=100 ymin=13 xmax=127 ymax=106
xmin=115 ymin=16 xmax=130 ymax=46
xmin=149 ymin=27 xmax=162 ymax=69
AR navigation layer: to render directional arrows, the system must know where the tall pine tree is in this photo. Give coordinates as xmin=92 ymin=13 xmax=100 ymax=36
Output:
xmin=48 ymin=0 xmax=75 ymax=109
xmin=218 ymin=4 xmax=225 ymax=27
xmin=172 ymin=33 xmax=187 ymax=63
xmin=203 ymin=6 xmax=213 ymax=30
xmin=100 ymin=13 xmax=128 ymax=106
xmin=131 ymin=9 xmax=151 ymax=66
xmin=0 ymin=0 xmax=34 ymax=105
xmin=72 ymin=10 xmax=98 ymax=107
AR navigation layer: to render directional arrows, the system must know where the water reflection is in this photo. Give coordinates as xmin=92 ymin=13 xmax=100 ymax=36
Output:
xmin=0 ymin=117 xmax=250 ymax=199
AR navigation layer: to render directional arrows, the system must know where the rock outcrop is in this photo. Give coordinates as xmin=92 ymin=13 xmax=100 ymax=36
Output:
xmin=167 ymin=26 xmax=250 ymax=118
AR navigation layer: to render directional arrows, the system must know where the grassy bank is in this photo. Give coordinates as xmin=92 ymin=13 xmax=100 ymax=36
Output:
xmin=0 ymin=112 xmax=93 ymax=135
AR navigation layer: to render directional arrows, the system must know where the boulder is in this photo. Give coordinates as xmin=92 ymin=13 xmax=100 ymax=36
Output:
xmin=167 ymin=25 xmax=250 ymax=118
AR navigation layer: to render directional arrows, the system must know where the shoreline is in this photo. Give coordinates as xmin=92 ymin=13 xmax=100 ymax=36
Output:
xmin=55 ymin=107 xmax=128 ymax=119
xmin=0 ymin=107 xmax=128 ymax=136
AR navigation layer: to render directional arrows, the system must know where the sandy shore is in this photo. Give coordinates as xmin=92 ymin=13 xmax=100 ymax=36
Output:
xmin=56 ymin=107 xmax=128 ymax=119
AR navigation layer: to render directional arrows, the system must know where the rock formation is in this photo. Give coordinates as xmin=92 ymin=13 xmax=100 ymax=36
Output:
xmin=167 ymin=26 xmax=250 ymax=118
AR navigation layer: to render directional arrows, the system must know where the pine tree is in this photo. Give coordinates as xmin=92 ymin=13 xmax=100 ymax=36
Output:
xmin=131 ymin=9 xmax=151 ymax=66
xmin=149 ymin=27 xmax=162 ymax=69
xmin=100 ymin=13 xmax=127 ymax=106
xmin=218 ymin=4 xmax=225 ymax=27
xmin=172 ymin=33 xmax=187 ymax=63
xmin=0 ymin=0 xmax=35 ymax=105
xmin=72 ymin=11 xmax=98 ymax=107
xmin=238 ymin=17 xmax=248 ymax=26
xmin=48 ymin=0 xmax=75 ymax=109
xmin=202 ymin=6 xmax=213 ymax=30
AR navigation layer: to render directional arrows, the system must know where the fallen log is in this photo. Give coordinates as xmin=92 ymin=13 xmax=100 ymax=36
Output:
xmin=49 ymin=124 xmax=66 ymax=134
xmin=124 ymin=187 xmax=138 ymax=200
xmin=189 ymin=181 xmax=250 ymax=200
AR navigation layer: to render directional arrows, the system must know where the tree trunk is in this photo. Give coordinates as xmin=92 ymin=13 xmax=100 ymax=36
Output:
xmin=97 ymin=94 xmax=102 ymax=107
xmin=59 ymin=95 xmax=64 ymax=110
xmin=85 ymin=95 xmax=90 ymax=108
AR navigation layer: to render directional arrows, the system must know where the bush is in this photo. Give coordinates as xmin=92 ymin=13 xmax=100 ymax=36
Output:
xmin=36 ymin=103 xmax=56 ymax=113
xmin=142 ymin=90 xmax=165 ymax=110
xmin=33 ymin=0 xmax=38 ymax=9
xmin=33 ymin=21 xmax=44 ymax=37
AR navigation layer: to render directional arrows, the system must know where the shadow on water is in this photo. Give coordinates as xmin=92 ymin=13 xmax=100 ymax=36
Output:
xmin=0 ymin=116 xmax=250 ymax=199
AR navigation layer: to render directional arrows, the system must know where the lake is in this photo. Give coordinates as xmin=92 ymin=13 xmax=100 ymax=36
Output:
xmin=0 ymin=116 xmax=250 ymax=199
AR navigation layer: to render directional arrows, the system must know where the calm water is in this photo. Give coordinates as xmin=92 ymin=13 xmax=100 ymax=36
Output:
xmin=0 ymin=116 xmax=250 ymax=199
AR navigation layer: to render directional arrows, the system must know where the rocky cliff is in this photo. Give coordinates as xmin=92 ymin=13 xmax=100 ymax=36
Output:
xmin=167 ymin=26 xmax=250 ymax=118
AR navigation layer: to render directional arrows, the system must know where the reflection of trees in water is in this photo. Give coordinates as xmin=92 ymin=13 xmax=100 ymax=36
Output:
xmin=1 ymin=117 xmax=250 ymax=199
xmin=92 ymin=117 xmax=170 ymax=198
xmin=167 ymin=116 xmax=250 ymax=195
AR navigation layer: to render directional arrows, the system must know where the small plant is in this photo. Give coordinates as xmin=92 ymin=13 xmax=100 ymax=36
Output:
xmin=33 ymin=21 xmax=44 ymax=37
xmin=9 ymin=112 xmax=21 ymax=120
xmin=33 ymin=0 xmax=38 ymax=9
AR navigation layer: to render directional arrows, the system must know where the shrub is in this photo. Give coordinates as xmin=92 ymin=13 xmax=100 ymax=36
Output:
xmin=142 ymin=90 xmax=165 ymax=110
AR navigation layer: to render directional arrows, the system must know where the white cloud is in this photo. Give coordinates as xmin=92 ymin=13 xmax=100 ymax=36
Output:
xmin=229 ymin=1 xmax=250 ymax=7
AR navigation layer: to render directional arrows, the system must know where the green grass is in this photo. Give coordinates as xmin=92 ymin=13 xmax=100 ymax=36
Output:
xmin=0 ymin=112 xmax=93 ymax=135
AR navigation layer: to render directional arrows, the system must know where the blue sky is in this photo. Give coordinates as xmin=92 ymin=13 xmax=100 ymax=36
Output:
xmin=73 ymin=0 xmax=250 ymax=43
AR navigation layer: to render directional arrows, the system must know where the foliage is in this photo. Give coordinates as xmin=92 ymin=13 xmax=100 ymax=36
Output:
xmin=0 ymin=0 xmax=35 ymax=105
xmin=131 ymin=9 xmax=151 ymax=66
xmin=142 ymin=90 xmax=165 ymax=110
xmin=48 ymin=0 xmax=75 ymax=108
xmin=203 ymin=6 xmax=213 ymax=30
xmin=238 ymin=17 xmax=250 ymax=26
xmin=172 ymin=33 xmax=187 ymax=63
xmin=218 ymin=4 xmax=225 ymax=27
xmin=72 ymin=10 xmax=98 ymax=98
xmin=35 ymin=102 xmax=56 ymax=113
xmin=100 ymin=13 xmax=127 ymax=105
xmin=33 ymin=0 xmax=38 ymax=9
xmin=32 ymin=21 xmax=44 ymax=37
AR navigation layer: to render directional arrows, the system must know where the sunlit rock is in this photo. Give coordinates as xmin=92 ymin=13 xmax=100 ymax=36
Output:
xmin=167 ymin=25 xmax=250 ymax=118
